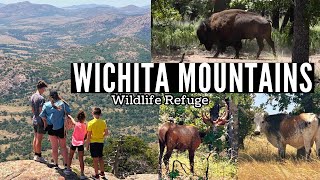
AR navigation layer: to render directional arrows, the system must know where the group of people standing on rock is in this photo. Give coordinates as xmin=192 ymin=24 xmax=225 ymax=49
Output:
xmin=30 ymin=80 xmax=108 ymax=180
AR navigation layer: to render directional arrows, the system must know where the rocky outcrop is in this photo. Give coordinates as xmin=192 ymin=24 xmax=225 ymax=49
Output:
xmin=0 ymin=160 xmax=158 ymax=180
xmin=0 ymin=160 xmax=117 ymax=180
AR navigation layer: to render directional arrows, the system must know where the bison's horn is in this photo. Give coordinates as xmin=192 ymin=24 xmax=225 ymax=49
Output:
xmin=202 ymin=22 xmax=207 ymax=31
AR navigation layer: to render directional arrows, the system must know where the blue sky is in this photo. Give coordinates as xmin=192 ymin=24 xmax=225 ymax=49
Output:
xmin=0 ymin=0 xmax=150 ymax=7
xmin=253 ymin=93 xmax=295 ymax=114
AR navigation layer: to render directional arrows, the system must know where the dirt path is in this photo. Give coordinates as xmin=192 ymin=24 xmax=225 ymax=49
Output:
xmin=153 ymin=52 xmax=320 ymax=63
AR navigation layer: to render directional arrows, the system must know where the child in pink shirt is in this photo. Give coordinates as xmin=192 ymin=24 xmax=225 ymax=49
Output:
xmin=64 ymin=110 xmax=87 ymax=179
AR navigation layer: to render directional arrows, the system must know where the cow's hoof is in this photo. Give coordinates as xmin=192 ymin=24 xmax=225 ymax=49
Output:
xmin=233 ymin=56 xmax=240 ymax=59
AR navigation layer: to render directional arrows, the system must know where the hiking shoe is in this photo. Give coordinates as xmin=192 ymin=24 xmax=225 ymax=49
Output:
xmin=35 ymin=156 xmax=47 ymax=163
xmin=92 ymin=174 xmax=99 ymax=180
xmin=80 ymin=174 xmax=86 ymax=180
xmin=100 ymin=172 xmax=107 ymax=180
xmin=33 ymin=155 xmax=38 ymax=161
xmin=63 ymin=168 xmax=72 ymax=175
xmin=53 ymin=164 xmax=59 ymax=170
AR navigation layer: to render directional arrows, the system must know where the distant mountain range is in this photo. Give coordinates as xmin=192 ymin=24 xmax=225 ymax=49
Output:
xmin=63 ymin=4 xmax=114 ymax=9
xmin=0 ymin=1 xmax=66 ymax=19
xmin=0 ymin=1 xmax=149 ymax=19
xmin=0 ymin=1 xmax=150 ymax=59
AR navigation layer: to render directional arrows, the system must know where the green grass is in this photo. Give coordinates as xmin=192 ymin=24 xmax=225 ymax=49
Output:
xmin=152 ymin=22 xmax=199 ymax=54
xmin=164 ymin=146 xmax=237 ymax=179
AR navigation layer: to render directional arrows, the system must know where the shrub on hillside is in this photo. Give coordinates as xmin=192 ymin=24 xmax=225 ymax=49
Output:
xmin=86 ymin=136 xmax=158 ymax=178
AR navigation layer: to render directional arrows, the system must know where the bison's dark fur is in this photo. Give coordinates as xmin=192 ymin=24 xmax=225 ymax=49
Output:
xmin=197 ymin=9 xmax=277 ymax=59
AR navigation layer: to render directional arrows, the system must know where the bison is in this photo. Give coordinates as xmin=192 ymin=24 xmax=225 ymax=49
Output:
xmin=253 ymin=112 xmax=320 ymax=159
xmin=197 ymin=9 xmax=277 ymax=59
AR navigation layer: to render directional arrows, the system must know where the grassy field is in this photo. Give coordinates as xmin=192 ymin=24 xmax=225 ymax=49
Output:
xmin=159 ymin=145 xmax=237 ymax=180
xmin=238 ymin=136 xmax=320 ymax=180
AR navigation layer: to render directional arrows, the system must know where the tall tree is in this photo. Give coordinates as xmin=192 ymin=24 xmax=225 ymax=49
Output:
xmin=228 ymin=98 xmax=239 ymax=160
xmin=292 ymin=0 xmax=310 ymax=63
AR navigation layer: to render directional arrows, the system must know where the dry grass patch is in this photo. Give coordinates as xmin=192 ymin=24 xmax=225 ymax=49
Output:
xmin=0 ymin=105 xmax=28 ymax=113
xmin=0 ymin=130 xmax=18 ymax=140
xmin=0 ymin=144 xmax=10 ymax=152
xmin=238 ymin=136 xmax=320 ymax=180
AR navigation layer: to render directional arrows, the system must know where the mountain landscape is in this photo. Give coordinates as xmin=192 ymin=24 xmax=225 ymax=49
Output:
xmin=0 ymin=1 xmax=150 ymax=59
xmin=0 ymin=1 xmax=157 ymax=163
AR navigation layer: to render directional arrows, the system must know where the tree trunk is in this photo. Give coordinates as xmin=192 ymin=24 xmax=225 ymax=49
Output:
xmin=292 ymin=0 xmax=310 ymax=62
xmin=228 ymin=99 xmax=239 ymax=160
xmin=271 ymin=8 xmax=280 ymax=30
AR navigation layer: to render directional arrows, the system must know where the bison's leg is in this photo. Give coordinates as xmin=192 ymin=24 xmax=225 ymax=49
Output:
xmin=256 ymin=38 xmax=264 ymax=59
xmin=266 ymin=37 xmax=277 ymax=58
xmin=163 ymin=149 xmax=173 ymax=175
xmin=158 ymin=140 xmax=165 ymax=179
xmin=213 ymin=48 xmax=221 ymax=58
xmin=233 ymin=41 xmax=242 ymax=59
xmin=188 ymin=150 xmax=195 ymax=174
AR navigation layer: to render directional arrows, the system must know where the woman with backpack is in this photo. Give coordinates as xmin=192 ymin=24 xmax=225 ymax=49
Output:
xmin=39 ymin=89 xmax=71 ymax=169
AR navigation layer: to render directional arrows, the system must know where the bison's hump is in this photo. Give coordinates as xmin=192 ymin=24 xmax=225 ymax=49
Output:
xmin=208 ymin=9 xmax=269 ymax=29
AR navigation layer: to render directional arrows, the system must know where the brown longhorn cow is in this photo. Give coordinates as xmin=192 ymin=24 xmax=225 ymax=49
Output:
xmin=158 ymin=102 xmax=229 ymax=179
